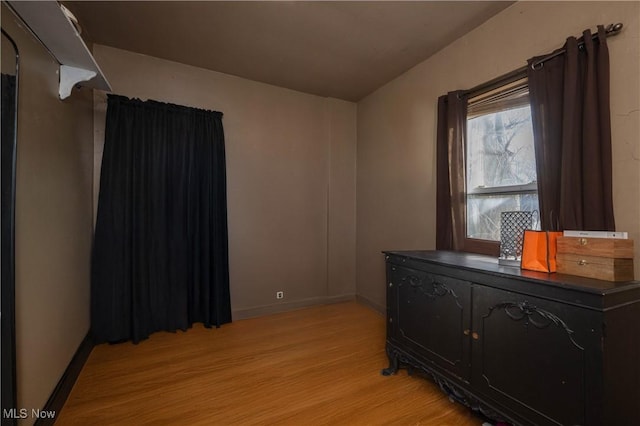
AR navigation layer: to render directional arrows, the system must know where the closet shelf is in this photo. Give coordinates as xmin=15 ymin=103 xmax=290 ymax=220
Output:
xmin=7 ymin=1 xmax=111 ymax=99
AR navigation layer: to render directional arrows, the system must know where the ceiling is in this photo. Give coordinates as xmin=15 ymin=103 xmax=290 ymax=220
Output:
xmin=65 ymin=1 xmax=514 ymax=102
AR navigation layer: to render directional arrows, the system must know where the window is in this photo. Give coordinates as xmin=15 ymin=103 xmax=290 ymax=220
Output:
xmin=438 ymin=28 xmax=616 ymax=256
xmin=464 ymin=79 xmax=539 ymax=249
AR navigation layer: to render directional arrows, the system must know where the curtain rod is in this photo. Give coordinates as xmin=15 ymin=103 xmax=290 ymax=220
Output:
xmin=464 ymin=23 xmax=624 ymax=98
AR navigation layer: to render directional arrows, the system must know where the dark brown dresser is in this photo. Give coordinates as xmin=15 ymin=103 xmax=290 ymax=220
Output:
xmin=382 ymin=250 xmax=640 ymax=426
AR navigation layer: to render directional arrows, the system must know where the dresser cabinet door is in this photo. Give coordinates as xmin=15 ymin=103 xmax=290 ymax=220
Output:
xmin=390 ymin=265 xmax=472 ymax=381
xmin=472 ymin=286 xmax=600 ymax=426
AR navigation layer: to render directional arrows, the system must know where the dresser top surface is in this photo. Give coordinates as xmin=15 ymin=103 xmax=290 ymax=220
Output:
xmin=384 ymin=250 xmax=640 ymax=295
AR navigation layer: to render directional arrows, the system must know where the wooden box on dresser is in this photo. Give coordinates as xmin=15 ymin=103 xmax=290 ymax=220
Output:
xmin=382 ymin=250 xmax=640 ymax=426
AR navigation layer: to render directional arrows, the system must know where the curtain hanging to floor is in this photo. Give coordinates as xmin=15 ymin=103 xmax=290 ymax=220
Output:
xmin=92 ymin=95 xmax=231 ymax=344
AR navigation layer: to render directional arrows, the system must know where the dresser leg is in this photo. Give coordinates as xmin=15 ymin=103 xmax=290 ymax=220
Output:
xmin=381 ymin=347 xmax=399 ymax=376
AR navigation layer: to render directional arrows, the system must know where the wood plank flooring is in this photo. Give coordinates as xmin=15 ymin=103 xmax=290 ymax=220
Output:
xmin=57 ymin=302 xmax=483 ymax=425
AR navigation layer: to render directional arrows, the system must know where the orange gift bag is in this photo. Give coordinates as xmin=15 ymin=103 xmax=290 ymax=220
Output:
xmin=521 ymin=230 xmax=563 ymax=273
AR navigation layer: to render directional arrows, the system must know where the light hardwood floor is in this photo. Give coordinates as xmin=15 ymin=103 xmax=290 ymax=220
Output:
xmin=57 ymin=302 xmax=483 ymax=425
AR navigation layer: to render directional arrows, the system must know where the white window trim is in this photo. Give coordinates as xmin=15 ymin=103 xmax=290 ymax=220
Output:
xmin=467 ymin=182 xmax=538 ymax=196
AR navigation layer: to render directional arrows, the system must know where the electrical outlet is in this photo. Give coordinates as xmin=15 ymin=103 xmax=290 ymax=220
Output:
xmin=276 ymin=291 xmax=284 ymax=299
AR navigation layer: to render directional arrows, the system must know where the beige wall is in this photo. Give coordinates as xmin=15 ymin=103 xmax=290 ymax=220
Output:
xmin=356 ymin=1 xmax=640 ymax=310
xmin=327 ymin=99 xmax=358 ymax=299
xmin=2 ymin=4 xmax=94 ymax=423
xmin=92 ymin=45 xmax=357 ymax=319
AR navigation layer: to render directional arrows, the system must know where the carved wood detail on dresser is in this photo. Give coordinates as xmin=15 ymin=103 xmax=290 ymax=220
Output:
xmin=382 ymin=250 xmax=640 ymax=426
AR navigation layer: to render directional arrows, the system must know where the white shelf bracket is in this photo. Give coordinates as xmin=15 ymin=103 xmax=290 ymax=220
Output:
xmin=8 ymin=1 xmax=112 ymax=97
xmin=59 ymin=65 xmax=97 ymax=99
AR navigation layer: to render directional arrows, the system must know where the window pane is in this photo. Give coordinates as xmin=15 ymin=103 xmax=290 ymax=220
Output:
xmin=467 ymin=193 xmax=539 ymax=241
xmin=466 ymin=102 xmax=539 ymax=242
xmin=467 ymin=106 xmax=536 ymax=189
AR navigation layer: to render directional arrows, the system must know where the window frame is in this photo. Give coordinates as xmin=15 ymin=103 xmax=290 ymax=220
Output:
xmin=461 ymin=80 xmax=538 ymax=256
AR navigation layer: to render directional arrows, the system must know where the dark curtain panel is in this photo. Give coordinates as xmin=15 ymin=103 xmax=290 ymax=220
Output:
xmin=435 ymin=91 xmax=468 ymax=250
xmin=1 ymin=73 xmax=17 ymax=420
xmin=92 ymin=95 xmax=231 ymax=344
xmin=528 ymin=25 xmax=615 ymax=231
